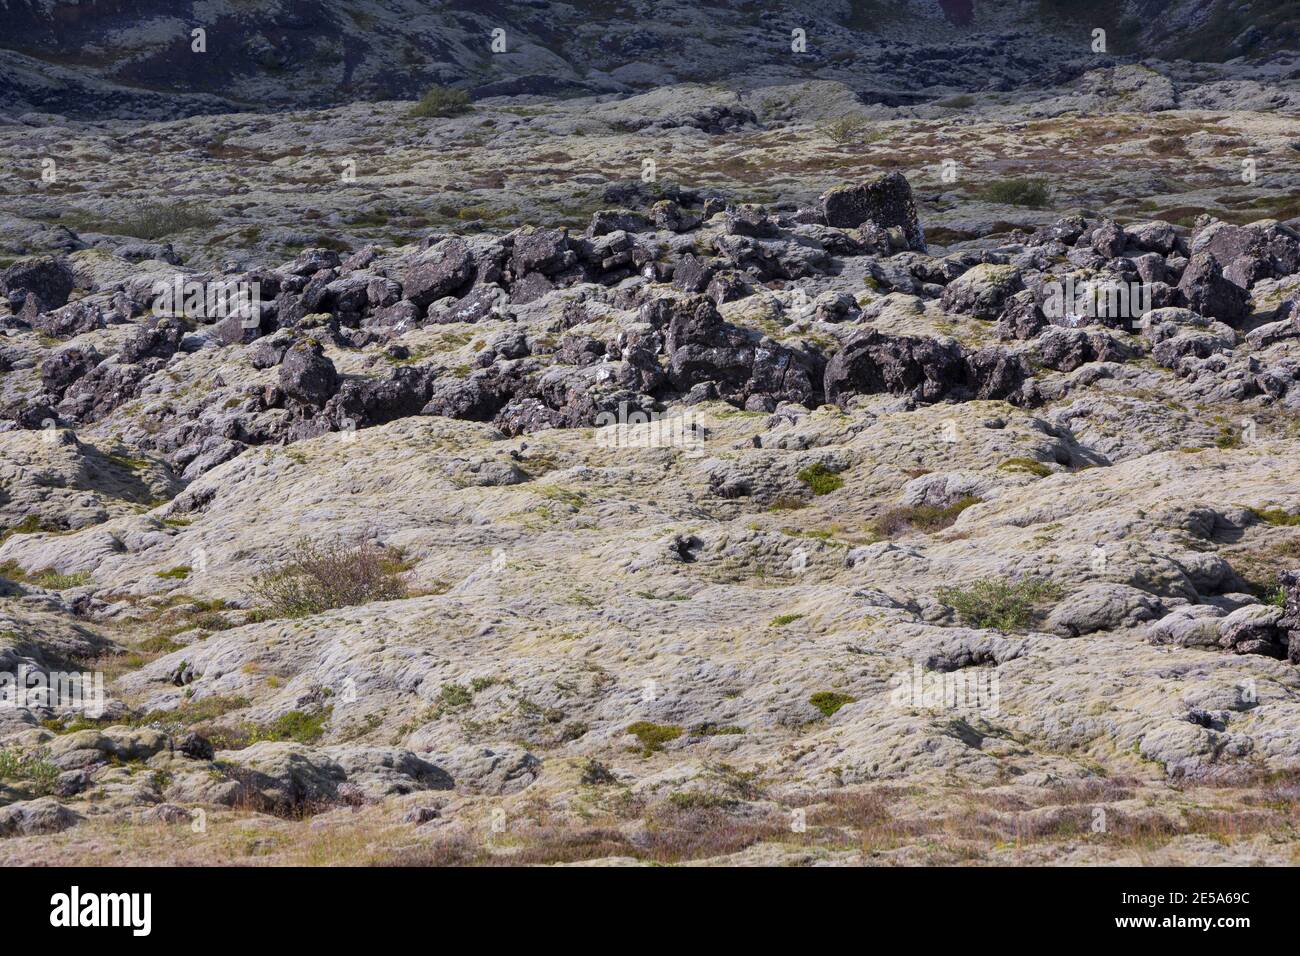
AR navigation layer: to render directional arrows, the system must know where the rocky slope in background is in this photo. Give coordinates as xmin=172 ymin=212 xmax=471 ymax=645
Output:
xmin=1 ymin=0 xmax=1297 ymax=118
xmin=2 ymin=11 xmax=1300 ymax=865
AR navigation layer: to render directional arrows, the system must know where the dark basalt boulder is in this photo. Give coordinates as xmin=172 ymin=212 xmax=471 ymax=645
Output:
xmin=284 ymin=248 xmax=342 ymax=277
xmin=32 ymin=301 xmax=106 ymax=340
xmin=58 ymin=362 xmax=152 ymax=423
xmin=510 ymin=227 xmax=574 ymax=277
xmin=278 ymin=339 xmax=339 ymax=407
xmin=1 ymin=256 xmax=75 ymax=312
xmin=493 ymin=364 xmax=657 ymax=436
xmin=965 ymin=346 xmax=1031 ymax=401
xmin=650 ymin=294 xmax=821 ymax=407
xmin=1176 ymin=252 xmax=1251 ymax=325
xmin=1027 ymin=215 xmax=1088 ymax=248
xmin=672 ymin=253 xmax=714 ymax=294
xmin=321 ymin=365 xmax=438 ymax=431
xmin=1033 ymin=326 xmax=1127 ymax=373
xmin=996 ymin=290 xmax=1048 ymax=340
xmin=41 ymin=345 xmax=102 ymax=396
xmin=403 ymin=238 xmax=475 ymax=308
xmin=818 ymin=172 xmax=926 ymax=252
xmin=119 ymin=318 xmax=185 ymax=364
xmin=586 ymin=209 xmax=652 ymax=238
xmin=723 ymin=204 xmax=780 ymax=239
xmin=422 ymin=360 xmax=538 ymax=422
xmin=1192 ymin=218 xmax=1300 ymax=289
xmin=825 ymin=330 xmax=960 ymax=404
xmin=1090 ymin=219 xmax=1127 ymax=258
xmin=1280 ymin=570 xmax=1300 ymax=664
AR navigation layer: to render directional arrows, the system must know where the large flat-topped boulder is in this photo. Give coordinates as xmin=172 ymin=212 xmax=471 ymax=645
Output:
xmin=818 ymin=172 xmax=926 ymax=252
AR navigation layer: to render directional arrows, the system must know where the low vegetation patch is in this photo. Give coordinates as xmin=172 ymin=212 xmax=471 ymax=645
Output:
xmin=73 ymin=200 xmax=218 ymax=240
xmin=410 ymin=85 xmax=472 ymax=118
xmin=978 ymin=177 xmax=1051 ymax=208
xmin=874 ymin=496 xmax=981 ymax=536
xmin=247 ymin=540 xmax=409 ymax=619
xmin=1248 ymin=507 xmax=1300 ymax=527
xmin=809 ymin=691 xmax=855 ymax=718
xmin=0 ymin=562 xmax=89 ymax=590
xmin=626 ymin=722 xmax=684 ymax=755
xmin=0 ymin=748 xmax=60 ymax=796
xmin=820 ymin=114 xmax=882 ymax=145
xmin=204 ymin=707 xmax=333 ymax=751
xmin=936 ymin=576 xmax=1062 ymax=630
xmin=797 ymin=463 xmax=844 ymax=496
xmin=998 ymin=457 xmax=1053 ymax=478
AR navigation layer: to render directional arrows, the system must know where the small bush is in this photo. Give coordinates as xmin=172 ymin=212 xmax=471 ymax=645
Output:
xmin=0 ymin=748 xmax=59 ymax=795
xmin=797 ymin=463 xmax=844 ymax=496
xmin=83 ymin=201 xmax=218 ymax=240
xmin=30 ymin=569 xmax=90 ymax=590
xmin=936 ymin=576 xmax=1062 ymax=630
xmin=1210 ymin=423 xmax=1250 ymax=449
xmin=626 ymin=722 xmax=683 ymax=755
xmin=156 ymin=566 xmax=191 ymax=580
xmin=246 ymin=540 xmax=409 ymax=619
xmin=821 ymin=114 xmax=871 ymax=145
xmin=409 ymin=85 xmax=472 ymax=118
xmin=439 ymin=683 xmax=473 ymax=708
xmin=978 ymin=177 xmax=1051 ymax=208
xmin=771 ymin=613 xmax=803 ymax=627
xmin=257 ymin=709 xmax=331 ymax=745
xmin=809 ymin=691 xmax=855 ymax=718
xmin=874 ymin=496 xmax=980 ymax=536
xmin=580 ymin=758 xmax=618 ymax=786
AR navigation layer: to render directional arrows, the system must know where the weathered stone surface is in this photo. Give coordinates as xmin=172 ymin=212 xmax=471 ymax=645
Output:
xmin=819 ymin=172 xmax=925 ymax=252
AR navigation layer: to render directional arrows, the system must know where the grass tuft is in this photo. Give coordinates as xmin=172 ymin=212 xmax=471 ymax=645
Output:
xmin=797 ymin=463 xmax=845 ymax=496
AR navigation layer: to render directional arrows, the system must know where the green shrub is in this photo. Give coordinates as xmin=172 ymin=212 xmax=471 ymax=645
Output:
xmin=821 ymin=114 xmax=871 ymax=145
xmin=439 ymin=683 xmax=473 ymax=708
xmin=0 ymin=748 xmax=59 ymax=795
xmin=978 ymin=177 xmax=1051 ymax=208
xmin=936 ymin=576 xmax=1062 ymax=630
xmin=156 ymin=566 xmax=191 ymax=580
xmin=771 ymin=613 xmax=804 ymax=627
xmin=246 ymin=540 xmax=409 ymax=619
xmin=626 ymin=722 xmax=683 ymax=755
xmin=256 ymin=708 xmax=331 ymax=745
xmin=30 ymin=570 xmax=90 ymax=590
xmin=410 ymin=85 xmax=472 ymax=118
xmin=1215 ymin=426 xmax=1244 ymax=449
xmin=809 ymin=691 xmax=855 ymax=718
xmin=874 ymin=496 xmax=980 ymax=536
xmin=204 ymin=707 xmax=332 ymax=750
xmin=797 ymin=463 xmax=844 ymax=496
